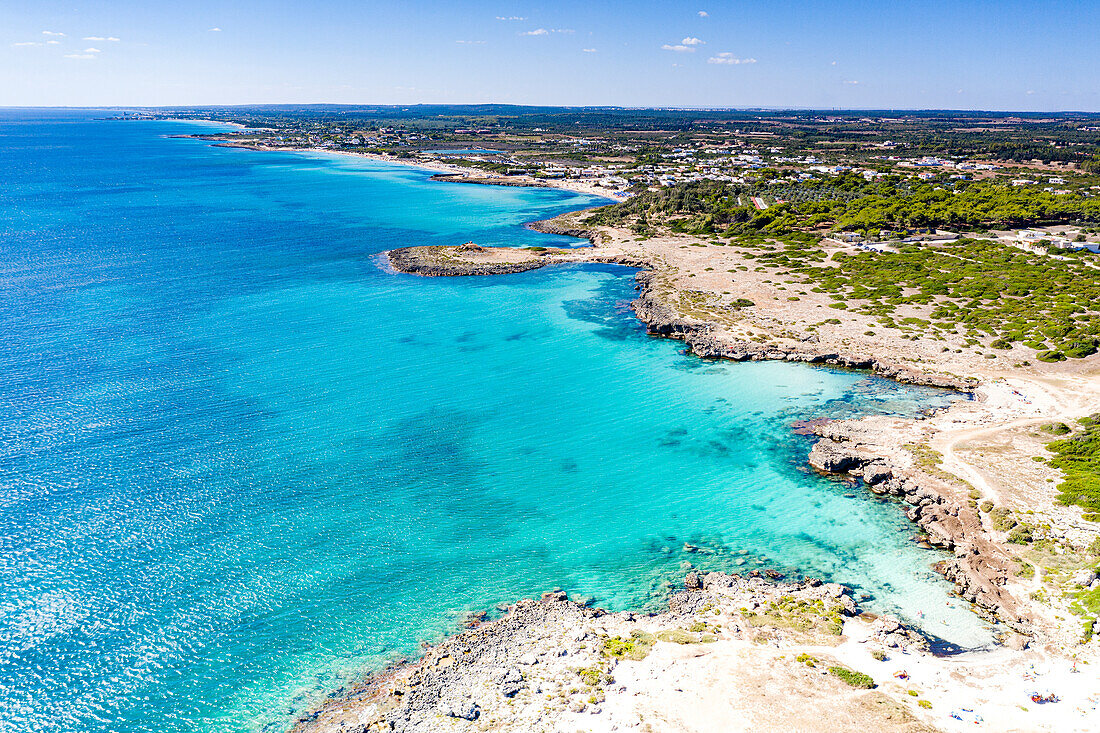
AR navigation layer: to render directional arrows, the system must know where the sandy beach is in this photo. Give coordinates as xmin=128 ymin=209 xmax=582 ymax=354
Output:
xmin=209 ymin=140 xmax=620 ymax=199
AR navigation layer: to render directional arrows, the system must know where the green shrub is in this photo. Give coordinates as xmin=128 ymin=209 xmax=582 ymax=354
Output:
xmin=576 ymin=666 xmax=602 ymax=686
xmin=988 ymin=507 xmax=1016 ymax=531
xmin=1007 ymin=525 xmax=1034 ymax=544
xmin=601 ymin=631 xmax=656 ymax=661
xmin=828 ymin=665 xmax=875 ymax=689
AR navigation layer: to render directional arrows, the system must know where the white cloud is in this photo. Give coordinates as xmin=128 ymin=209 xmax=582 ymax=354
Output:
xmin=46 ymin=40 xmax=61 ymax=45
xmin=843 ymin=80 xmax=860 ymax=85
xmin=63 ymin=53 xmax=97 ymax=60
xmin=1026 ymin=89 xmax=1035 ymax=95
xmin=455 ymin=40 xmax=486 ymax=45
xmin=496 ymin=16 xmax=526 ymax=21
xmin=42 ymin=31 xmax=65 ymax=37
xmin=681 ymin=37 xmax=705 ymax=45
xmin=708 ymin=52 xmax=756 ymax=64
xmin=698 ymin=11 xmax=709 ymax=17
xmin=520 ymin=28 xmax=572 ymax=36
xmin=84 ymin=36 xmax=120 ymax=42
xmin=12 ymin=41 xmax=41 ymax=47
xmin=82 ymin=47 xmax=102 ymax=53
xmin=208 ymin=27 xmax=222 ymax=32
xmin=662 ymin=44 xmax=695 ymax=52
xmin=831 ymin=60 xmax=837 ymax=65
xmin=582 ymin=48 xmax=597 ymax=53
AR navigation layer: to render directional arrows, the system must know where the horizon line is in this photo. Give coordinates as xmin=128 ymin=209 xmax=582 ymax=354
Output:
xmin=3 ymin=104 xmax=1100 ymax=115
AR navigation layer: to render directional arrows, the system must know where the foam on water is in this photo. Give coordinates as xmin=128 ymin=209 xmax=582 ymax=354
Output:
xmin=0 ymin=111 xmax=992 ymax=733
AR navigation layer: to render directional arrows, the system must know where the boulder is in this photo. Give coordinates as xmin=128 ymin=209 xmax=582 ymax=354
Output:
xmin=808 ymin=440 xmax=863 ymax=473
xmin=443 ymin=700 xmax=479 ymax=721
xmin=862 ymin=461 xmax=892 ymax=486
xmin=1071 ymin=568 xmax=1098 ymax=587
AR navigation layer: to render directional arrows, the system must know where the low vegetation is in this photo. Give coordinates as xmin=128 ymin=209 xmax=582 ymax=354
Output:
xmin=828 ymin=665 xmax=876 ymax=689
xmin=601 ymin=631 xmax=656 ymax=661
xmin=587 ymin=175 xmax=1100 ymax=237
xmin=1046 ymin=415 xmax=1100 ymax=520
xmin=743 ymin=595 xmax=844 ymax=635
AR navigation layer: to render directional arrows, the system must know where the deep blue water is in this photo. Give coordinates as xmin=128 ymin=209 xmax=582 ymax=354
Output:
xmin=0 ymin=110 xmax=991 ymax=733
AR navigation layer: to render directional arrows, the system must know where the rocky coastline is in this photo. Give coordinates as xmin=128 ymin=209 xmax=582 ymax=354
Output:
xmin=386 ymin=246 xmax=548 ymax=277
xmin=428 ymin=173 xmax=549 ymax=188
xmin=807 ymin=435 xmax=1025 ymax=631
xmin=525 ymin=215 xmax=601 ymax=243
xmin=292 ymin=572 xmax=928 ymax=733
xmin=348 ymin=201 xmax=1100 ymax=731
xmin=383 ymin=242 xmax=1021 ymax=629
xmin=630 ymin=272 xmax=977 ymax=392
xmin=382 ymin=234 xmax=1028 ymax=629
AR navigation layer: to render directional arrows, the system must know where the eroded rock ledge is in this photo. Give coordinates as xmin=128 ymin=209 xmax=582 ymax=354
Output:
xmin=808 ymin=434 xmax=1027 ymax=632
xmin=386 ymin=244 xmax=650 ymax=278
xmin=632 ymin=273 xmax=977 ymax=392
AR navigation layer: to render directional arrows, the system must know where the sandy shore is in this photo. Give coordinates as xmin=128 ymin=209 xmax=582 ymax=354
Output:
xmin=206 ymin=140 xmax=619 ymax=199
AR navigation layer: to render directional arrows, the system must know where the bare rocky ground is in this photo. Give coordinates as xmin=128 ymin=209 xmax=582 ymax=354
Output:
xmin=295 ymin=574 xmax=942 ymax=733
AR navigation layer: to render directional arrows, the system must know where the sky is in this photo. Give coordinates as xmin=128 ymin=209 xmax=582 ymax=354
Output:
xmin=2 ymin=0 xmax=1098 ymax=110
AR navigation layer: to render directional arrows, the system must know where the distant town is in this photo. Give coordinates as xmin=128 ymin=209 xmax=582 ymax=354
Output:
xmin=126 ymin=106 xmax=1100 ymax=256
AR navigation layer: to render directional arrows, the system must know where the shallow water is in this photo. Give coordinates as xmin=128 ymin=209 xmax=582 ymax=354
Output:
xmin=0 ymin=111 xmax=991 ymax=733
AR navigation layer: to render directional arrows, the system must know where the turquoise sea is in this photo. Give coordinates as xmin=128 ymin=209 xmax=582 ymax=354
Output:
xmin=0 ymin=111 xmax=992 ymax=733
